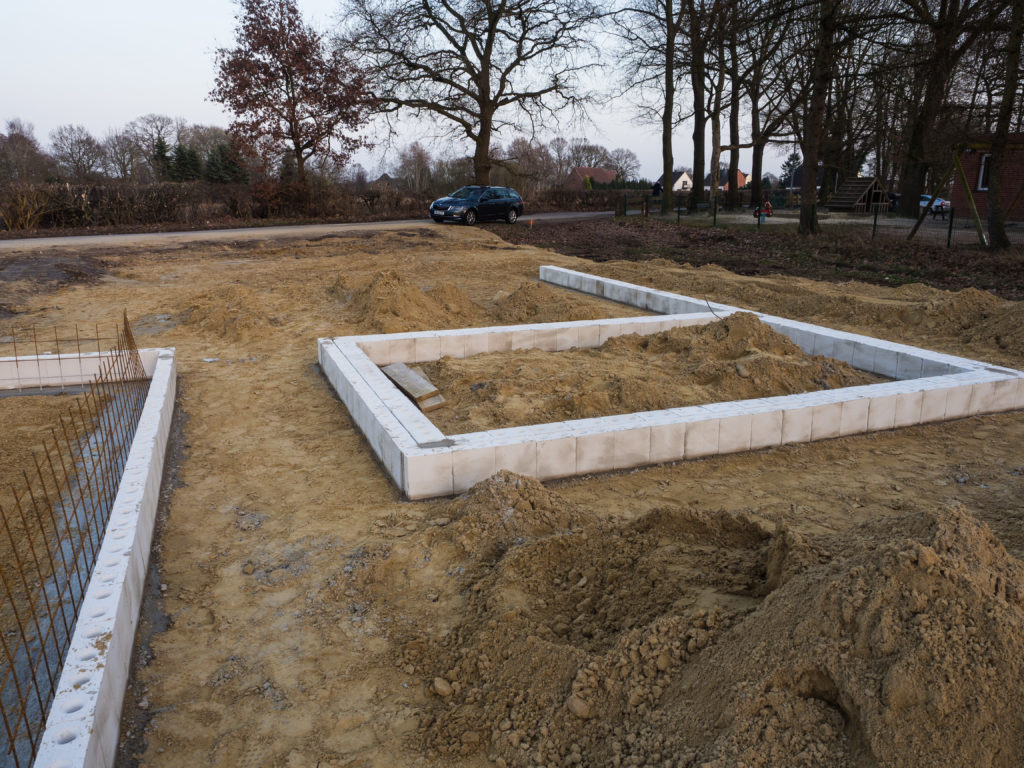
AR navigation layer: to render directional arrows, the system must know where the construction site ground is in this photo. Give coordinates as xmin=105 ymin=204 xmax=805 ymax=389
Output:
xmin=2 ymin=221 xmax=1023 ymax=768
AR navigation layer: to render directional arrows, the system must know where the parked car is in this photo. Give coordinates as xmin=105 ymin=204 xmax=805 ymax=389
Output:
xmin=429 ymin=186 xmax=524 ymax=225
xmin=919 ymin=195 xmax=950 ymax=215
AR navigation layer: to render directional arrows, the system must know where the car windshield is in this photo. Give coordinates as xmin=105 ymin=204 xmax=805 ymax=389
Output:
xmin=449 ymin=187 xmax=479 ymax=200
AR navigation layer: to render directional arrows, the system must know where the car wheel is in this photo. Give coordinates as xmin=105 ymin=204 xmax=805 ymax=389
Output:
xmin=505 ymin=208 xmax=518 ymax=224
xmin=464 ymin=209 xmax=477 ymax=226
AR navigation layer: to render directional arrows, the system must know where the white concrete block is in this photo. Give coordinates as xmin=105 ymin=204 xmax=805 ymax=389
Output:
xmin=614 ymin=426 xmax=651 ymax=468
xmin=943 ymin=383 xmax=973 ymax=419
xmin=534 ymin=326 xmax=558 ymax=351
xmin=509 ymin=328 xmax=535 ymax=351
xmin=556 ymin=325 xmax=580 ymax=351
xmin=850 ymin=342 xmax=875 ymax=372
xmin=453 ymin=445 xmax=497 ymax=493
xmin=968 ymin=379 xmax=997 ymax=414
xmin=867 ymin=394 xmax=897 ymax=431
xmin=685 ymin=417 xmax=719 ymax=457
xmin=357 ymin=339 xmax=390 ymax=365
xmin=576 ymin=431 xmax=616 ymax=474
xmin=439 ymin=332 xmax=466 ymax=360
xmin=487 ymin=331 xmax=514 ymax=354
xmin=650 ymin=420 xmax=686 ymax=463
xmin=896 ymin=353 xmax=924 ymax=380
xmin=578 ymin=324 xmax=601 ymax=349
xmin=389 ymin=336 xmax=416 ymax=363
xmin=781 ymin=406 xmax=813 ymax=444
xmin=811 ymin=333 xmax=836 ymax=358
xmin=920 ymin=388 xmax=949 ymax=423
xmin=413 ymin=334 xmax=442 ymax=363
xmin=839 ymin=397 xmax=871 ymax=436
xmin=464 ymin=332 xmax=490 ymax=357
xmin=872 ymin=347 xmax=900 ymax=378
xmin=894 ymin=390 xmax=924 ymax=426
xmin=749 ymin=410 xmax=784 ymax=449
xmin=832 ymin=339 xmax=856 ymax=365
xmin=718 ymin=413 xmax=752 ymax=453
xmin=494 ymin=441 xmax=538 ymax=477
xmin=810 ymin=402 xmax=842 ymax=440
xmin=405 ymin=451 xmax=454 ymax=499
xmin=992 ymin=377 xmax=1020 ymax=411
xmin=536 ymin=435 xmax=577 ymax=479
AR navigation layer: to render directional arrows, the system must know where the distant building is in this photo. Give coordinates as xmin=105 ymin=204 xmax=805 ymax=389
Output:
xmin=949 ymin=136 xmax=1024 ymax=221
xmin=655 ymin=171 xmax=693 ymax=192
xmin=373 ymin=172 xmax=400 ymax=188
xmin=564 ymin=166 xmax=617 ymax=190
xmin=703 ymin=170 xmax=748 ymax=191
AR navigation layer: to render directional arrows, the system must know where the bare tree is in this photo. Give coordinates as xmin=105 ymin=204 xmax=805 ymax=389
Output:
xmin=102 ymin=129 xmax=145 ymax=180
xmin=49 ymin=124 xmax=105 ymax=182
xmin=340 ymin=0 xmax=603 ymax=184
xmin=212 ymin=0 xmax=372 ymax=183
xmin=607 ymin=147 xmax=642 ymax=180
xmin=391 ymin=141 xmax=434 ymax=193
xmin=986 ymin=0 xmax=1024 ymax=248
xmin=614 ymin=0 xmax=689 ymax=210
xmin=0 ymin=120 xmax=55 ymax=182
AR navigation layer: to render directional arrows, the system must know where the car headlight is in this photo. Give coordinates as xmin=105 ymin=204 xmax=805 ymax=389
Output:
xmin=450 ymin=205 xmax=467 ymax=213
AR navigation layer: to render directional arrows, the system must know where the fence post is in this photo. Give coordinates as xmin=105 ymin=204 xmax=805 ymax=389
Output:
xmin=872 ymin=205 xmax=879 ymax=238
xmin=947 ymin=207 xmax=954 ymax=248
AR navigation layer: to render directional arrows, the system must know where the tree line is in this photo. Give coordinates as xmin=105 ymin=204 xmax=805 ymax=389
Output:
xmin=3 ymin=0 xmax=1022 ymax=245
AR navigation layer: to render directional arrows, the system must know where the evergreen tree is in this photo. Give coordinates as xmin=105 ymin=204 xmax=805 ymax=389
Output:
xmin=779 ymin=151 xmax=802 ymax=189
xmin=152 ymin=135 xmax=172 ymax=180
xmin=170 ymin=144 xmax=202 ymax=181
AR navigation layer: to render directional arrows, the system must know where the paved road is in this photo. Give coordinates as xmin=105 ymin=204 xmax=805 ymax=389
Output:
xmin=0 ymin=210 xmax=614 ymax=251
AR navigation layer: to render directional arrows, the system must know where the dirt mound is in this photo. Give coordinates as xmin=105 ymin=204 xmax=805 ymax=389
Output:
xmin=398 ymin=482 xmax=1024 ymax=768
xmin=918 ymin=286 xmax=1003 ymax=333
xmin=348 ymin=269 xmax=483 ymax=332
xmin=961 ymin=300 xmax=1024 ymax=357
xmin=492 ymin=281 xmax=618 ymax=323
xmin=431 ymin=471 xmax=587 ymax=563
xmin=424 ymin=313 xmax=884 ymax=433
xmin=180 ymin=285 xmax=267 ymax=340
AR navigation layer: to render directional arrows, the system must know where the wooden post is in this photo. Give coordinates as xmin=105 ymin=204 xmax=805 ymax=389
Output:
xmin=952 ymin=153 xmax=988 ymax=247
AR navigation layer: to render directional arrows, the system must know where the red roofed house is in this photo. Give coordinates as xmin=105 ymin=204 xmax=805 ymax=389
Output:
xmin=949 ymin=136 xmax=1024 ymax=221
xmin=564 ymin=166 xmax=617 ymax=190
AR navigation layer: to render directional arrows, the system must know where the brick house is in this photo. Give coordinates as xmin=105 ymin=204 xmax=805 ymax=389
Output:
xmin=949 ymin=135 xmax=1024 ymax=221
xmin=563 ymin=166 xmax=617 ymax=190
xmin=703 ymin=170 xmax=748 ymax=191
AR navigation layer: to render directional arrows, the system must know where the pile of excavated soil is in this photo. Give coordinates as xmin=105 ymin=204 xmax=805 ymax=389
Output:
xmin=345 ymin=271 xmax=650 ymax=334
xmin=424 ymin=312 xmax=885 ymax=433
xmin=350 ymin=472 xmax=1024 ymax=768
xmin=491 ymin=281 xmax=631 ymax=324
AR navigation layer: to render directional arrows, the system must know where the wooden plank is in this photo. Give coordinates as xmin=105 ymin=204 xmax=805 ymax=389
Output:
xmin=419 ymin=394 xmax=446 ymax=412
xmin=382 ymin=362 xmax=439 ymax=403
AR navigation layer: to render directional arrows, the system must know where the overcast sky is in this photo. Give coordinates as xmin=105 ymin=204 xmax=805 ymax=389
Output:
xmin=2 ymin=0 xmax=773 ymax=180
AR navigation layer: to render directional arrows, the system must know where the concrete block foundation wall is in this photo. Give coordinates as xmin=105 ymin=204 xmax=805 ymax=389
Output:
xmin=32 ymin=349 xmax=177 ymax=768
xmin=321 ymin=267 xmax=1024 ymax=499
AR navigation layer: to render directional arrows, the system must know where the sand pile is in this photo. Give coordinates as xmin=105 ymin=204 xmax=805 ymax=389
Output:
xmin=180 ymin=285 xmax=268 ymax=340
xmin=492 ymin=282 xmax=623 ymax=324
xmin=962 ymin=301 xmax=1024 ymax=357
xmin=424 ymin=312 xmax=884 ymax=433
xmin=348 ymin=269 xmax=486 ymax=333
xmin=371 ymin=475 xmax=1024 ymax=768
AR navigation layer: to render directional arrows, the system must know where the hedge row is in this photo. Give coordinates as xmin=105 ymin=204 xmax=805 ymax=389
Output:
xmin=0 ymin=182 xmax=632 ymax=232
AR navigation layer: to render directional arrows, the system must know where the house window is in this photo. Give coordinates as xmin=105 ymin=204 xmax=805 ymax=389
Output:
xmin=978 ymin=154 xmax=991 ymax=191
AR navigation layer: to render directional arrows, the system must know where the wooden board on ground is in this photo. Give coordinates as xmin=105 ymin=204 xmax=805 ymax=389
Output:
xmin=382 ymin=362 xmax=446 ymax=412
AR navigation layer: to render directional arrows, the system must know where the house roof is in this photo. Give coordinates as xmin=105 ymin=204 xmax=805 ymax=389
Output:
xmin=656 ymin=171 xmax=692 ymax=186
xmin=564 ymin=166 xmax=617 ymax=189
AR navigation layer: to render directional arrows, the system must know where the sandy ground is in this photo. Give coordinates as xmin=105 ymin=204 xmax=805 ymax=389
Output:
xmin=1 ymin=225 xmax=1023 ymax=767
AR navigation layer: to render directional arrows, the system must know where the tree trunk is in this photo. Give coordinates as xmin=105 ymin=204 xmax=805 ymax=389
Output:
xmin=799 ymin=0 xmax=837 ymax=235
xmin=987 ymin=0 xmax=1023 ymax=249
xmin=688 ymin=5 xmax=706 ymax=209
xmin=710 ymin=60 xmax=725 ymax=204
xmin=748 ymin=83 xmax=763 ymax=206
xmin=727 ymin=32 xmax=740 ymax=209
xmin=662 ymin=7 xmax=677 ymax=214
xmin=897 ymin=30 xmax=957 ymax=217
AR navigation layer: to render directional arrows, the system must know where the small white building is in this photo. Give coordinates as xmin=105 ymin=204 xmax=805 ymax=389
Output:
xmin=656 ymin=171 xmax=693 ymax=192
